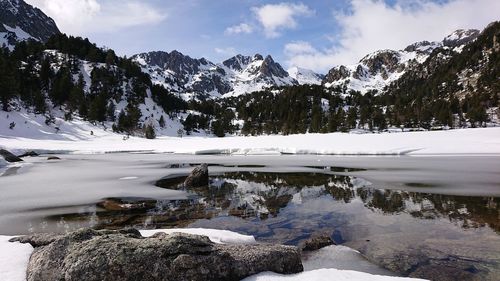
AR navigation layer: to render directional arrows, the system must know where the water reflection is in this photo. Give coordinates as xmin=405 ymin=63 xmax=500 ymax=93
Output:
xmin=44 ymin=171 xmax=499 ymax=234
xmin=41 ymin=169 xmax=500 ymax=281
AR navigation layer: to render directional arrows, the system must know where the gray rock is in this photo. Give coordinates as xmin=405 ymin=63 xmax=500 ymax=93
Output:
xmin=323 ymin=65 xmax=350 ymax=84
xmin=0 ymin=149 xmax=23 ymax=162
xmin=18 ymin=151 xmax=39 ymax=158
xmin=300 ymin=235 xmax=335 ymax=251
xmin=9 ymin=233 xmax=64 ymax=247
xmin=13 ymin=228 xmax=302 ymax=281
xmin=184 ymin=164 xmax=209 ymax=187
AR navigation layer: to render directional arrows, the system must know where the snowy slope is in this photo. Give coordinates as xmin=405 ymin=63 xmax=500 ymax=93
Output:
xmin=287 ymin=66 xmax=323 ymax=85
xmin=0 ymin=48 xmax=210 ymax=138
xmin=323 ymin=29 xmax=479 ymax=94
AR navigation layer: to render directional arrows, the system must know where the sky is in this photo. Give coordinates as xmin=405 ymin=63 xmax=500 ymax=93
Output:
xmin=24 ymin=0 xmax=500 ymax=73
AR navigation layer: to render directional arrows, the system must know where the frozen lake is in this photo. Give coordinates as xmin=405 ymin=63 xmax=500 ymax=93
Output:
xmin=0 ymin=154 xmax=499 ymax=280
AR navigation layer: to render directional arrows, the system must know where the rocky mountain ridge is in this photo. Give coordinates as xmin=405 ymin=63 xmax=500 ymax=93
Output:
xmin=322 ymin=29 xmax=481 ymax=95
xmin=0 ymin=0 xmax=60 ymax=49
xmin=132 ymin=51 xmax=302 ymax=99
xmin=386 ymin=21 xmax=499 ymax=102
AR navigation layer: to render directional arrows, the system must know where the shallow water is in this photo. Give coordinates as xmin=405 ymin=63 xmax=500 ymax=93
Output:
xmin=0 ymin=154 xmax=499 ymax=280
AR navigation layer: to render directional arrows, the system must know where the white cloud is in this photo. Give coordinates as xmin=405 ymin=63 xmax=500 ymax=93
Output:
xmin=284 ymin=41 xmax=317 ymax=56
xmin=225 ymin=23 xmax=253 ymax=35
xmin=215 ymin=47 xmax=237 ymax=56
xmin=252 ymin=3 xmax=314 ymax=38
xmin=285 ymin=0 xmax=500 ymax=72
xmin=25 ymin=0 xmax=166 ymax=34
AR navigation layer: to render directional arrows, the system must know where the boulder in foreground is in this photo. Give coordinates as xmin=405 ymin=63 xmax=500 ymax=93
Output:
xmin=11 ymin=228 xmax=303 ymax=281
xmin=0 ymin=149 xmax=23 ymax=162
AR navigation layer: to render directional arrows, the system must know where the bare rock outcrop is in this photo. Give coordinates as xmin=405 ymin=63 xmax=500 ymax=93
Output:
xmin=11 ymin=228 xmax=303 ymax=281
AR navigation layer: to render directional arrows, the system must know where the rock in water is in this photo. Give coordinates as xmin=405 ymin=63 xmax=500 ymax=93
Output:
xmin=47 ymin=156 xmax=61 ymax=160
xmin=184 ymin=164 xmax=209 ymax=187
xmin=18 ymin=151 xmax=39 ymax=158
xmin=300 ymin=235 xmax=335 ymax=251
xmin=13 ymin=228 xmax=302 ymax=281
xmin=0 ymin=149 xmax=23 ymax=162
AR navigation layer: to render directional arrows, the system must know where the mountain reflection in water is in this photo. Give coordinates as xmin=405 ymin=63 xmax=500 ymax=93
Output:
xmin=47 ymin=170 xmax=499 ymax=235
xmin=44 ymin=169 xmax=500 ymax=281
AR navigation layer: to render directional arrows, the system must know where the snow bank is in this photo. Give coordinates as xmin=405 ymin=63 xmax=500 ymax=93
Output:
xmin=302 ymin=245 xmax=396 ymax=276
xmin=0 ymin=236 xmax=33 ymax=281
xmin=139 ymin=228 xmax=256 ymax=244
xmin=247 ymin=245 xmax=428 ymax=280
xmin=1 ymin=126 xmax=500 ymax=155
xmin=2 ymin=106 xmax=500 ymax=155
xmin=243 ymin=269 xmax=427 ymax=281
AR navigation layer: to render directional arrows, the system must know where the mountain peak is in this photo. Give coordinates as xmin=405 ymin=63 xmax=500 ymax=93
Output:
xmin=260 ymin=54 xmax=289 ymax=79
xmin=0 ymin=0 xmax=60 ymax=48
xmin=263 ymin=55 xmax=275 ymax=62
xmin=442 ymin=29 xmax=480 ymax=47
xmin=253 ymin=54 xmax=264 ymax=61
xmin=404 ymin=40 xmax=440 ymax=54
xmin=222 ymin=54 xmax=252 ymax=71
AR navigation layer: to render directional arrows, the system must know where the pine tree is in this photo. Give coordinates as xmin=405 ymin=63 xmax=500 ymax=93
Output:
xmin=33 ymin=89 xmax=47 ymax=114
xmin=310 ymin=99 xmax=322 ymax=133
xmin=144 ymin=124 xmax=156 ymax=139
xmin=0 ymin=65 xmax=18 ymax=111
xmin=346 ymin=107 xmax=357 ymax=129
xmin=158 ymin=115 xmax=166 ymax=128
xmin=88 ymin=95 xmax=107 ymax=122
xmin=39 ymin=57 xmax=52 ymax=91
xmin=105 ymin=50 xmax=117 ymax=66
xmin=106 ymin=101 xmax=116 ymax=121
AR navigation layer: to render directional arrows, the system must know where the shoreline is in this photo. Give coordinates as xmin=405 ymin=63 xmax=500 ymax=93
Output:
xmin=2 ymin=127 xmax=500 ymax=156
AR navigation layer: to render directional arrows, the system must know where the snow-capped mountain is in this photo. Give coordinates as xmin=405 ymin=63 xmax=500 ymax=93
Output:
xmin=221 ymin=54 xmax=298 ymax=98
xmin=386 ymin=22 xmax=498 ymax=102
xmin=287 ymin=66 xmax=324 ymax=85
xmin=442 ymin=29 xmax=480 ymax=47
xmin=0 ymin=0 xmax=59 ymax=49
xmin=322 ymin=29 xmax=480 ymax=94
xmin=131 ymin=51 xmax=231 ymax=100
xmin=132 ymin=51 xmax=298 ymax=99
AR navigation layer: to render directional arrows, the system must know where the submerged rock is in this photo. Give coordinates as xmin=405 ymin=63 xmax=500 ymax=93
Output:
xmin=184 ymin=163 xmax=209 ymax=187
xmin=47 ymin=156 xmax=61 ymax=160
xmin=0 ymin=149 xmax=23 ymax=162
xmin=13 ymin=228 xmax=303 ymax=281
xmin=18 ymin=151 xmax=39 ymax=158
xmin=300 ymin=235 xmax=335 ymax=251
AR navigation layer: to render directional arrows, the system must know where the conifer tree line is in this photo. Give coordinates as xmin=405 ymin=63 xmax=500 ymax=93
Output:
xmin=0 ymin=34 xmax=186 ymax=137
xmin=1 ymin=22 xmax=498 ymax=138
